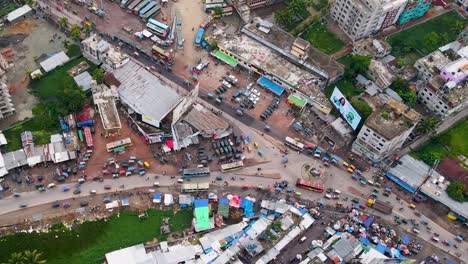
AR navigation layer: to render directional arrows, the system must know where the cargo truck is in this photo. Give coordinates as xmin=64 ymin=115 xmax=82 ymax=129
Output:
xmin=367 ymin=198 xmax=393 ymax=214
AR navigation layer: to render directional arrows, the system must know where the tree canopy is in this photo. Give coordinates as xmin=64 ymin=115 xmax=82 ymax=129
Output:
xmin=389 ymin=78 xmax=416 ymax=107
xmin=416 ymin=117 xmax=439 ymax=134
xmin=70 ymin=24 xmax=82 ymax=41
xmin=446 ymin=181 xmax=467 ymax=202
xmin=345 ymin=55 xmax=371 ymax=79
xmin=92 ymin=68 xmax=105 ymax=84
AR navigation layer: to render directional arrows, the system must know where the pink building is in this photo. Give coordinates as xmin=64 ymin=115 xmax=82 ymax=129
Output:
xmin=440 ymin=57 xmax=468 ymax=84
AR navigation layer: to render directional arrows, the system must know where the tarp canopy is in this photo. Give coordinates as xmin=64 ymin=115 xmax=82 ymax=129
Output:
xmin=195 ymin=206 xmax=210 ymax=229
xmin=257 ymin=77 xmax=285 ymax=96
xmin=194 ymin=199 xmax=209 ymax=208
xmin=287 ymin=94 xmax=307 ymax=108
xmin=213 ymin=50 xmax=239 ymax=67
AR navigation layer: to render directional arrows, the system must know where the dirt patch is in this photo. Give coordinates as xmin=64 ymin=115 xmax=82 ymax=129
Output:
xmin=437 ymin=157 xmax=468 ymax=186
xmin=4 ymin=19 xmax=38 ymax=35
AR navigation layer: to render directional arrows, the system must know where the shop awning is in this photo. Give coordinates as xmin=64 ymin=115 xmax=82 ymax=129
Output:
xmin=287 ymin=94 xmax=307 ymax=108
xmin=213 ymin=50 xmax=238 ymax=67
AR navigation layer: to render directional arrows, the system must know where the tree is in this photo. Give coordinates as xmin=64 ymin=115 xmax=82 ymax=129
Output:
xmin=83 ymin=23 xmax=92 ymax=36
xmin=22 ymin=250 xmax=46 ymax=264
xmin=423 ymin=32 xmax=439 ymax=51
xmin=70 ymin=24 xmax=82 ymax=41
xmin=351 ymin=98 xmax=373 ymax=121
xmin=287 ymin=0 xmax=308 ymax=19
xmin=275 ymin=9 xmax=293 ymax=27
xmin=58 ymin=17 xmax=68 ymax=29
xmin=389 ymin=78 xmax=416 ymax=107
xmin=92 ymin=68 xmax=105 ymax=84
xmin=345 ymin=55 xmax=371 ymax=79
xmin=32 ymin=103 xmax=58 ymax=130
xmin=62 ymin=39 xmax=70 ymax=49
xmin=213 ymin=6 xmax=223 ymax=15
xmin=4 ymin=252 xmax=24 ymax=264
xmin=416 ymin=117 xmax=439 ymax=134
xmin=446 ymin=181 xmax=466 ymax=202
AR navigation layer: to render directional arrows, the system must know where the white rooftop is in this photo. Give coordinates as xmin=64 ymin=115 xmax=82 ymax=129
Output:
xmin=6 ymin=5 xmax=32 ymax=22
xmin=105 ymin=244 xmax=154 ymax=264
xmin=73 ymin=71 xmax=94 ymax=91
xmin=40 ymin=51 xmax=70 ymax=72
xmin=112 ymin=59 xmax=182 ymax=127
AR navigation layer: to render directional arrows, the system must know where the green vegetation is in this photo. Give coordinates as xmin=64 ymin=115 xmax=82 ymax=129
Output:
xmin=389 ymin=78 xmax=416 ymax=107
xmin=3 ymin=250 xmax=47 ymax=264
xmin=0 ymin=3 xmax=17 ymax=18
xmin=302 ymin=23 xmax=344 ymax=55
xmin=310 ymin=0 xmax=328 ymax=11
xmin=387 ymin=11 xmax=467 ymax=60
xmin=274 ymin=0 xmax=310 ymax=30
xmin=412 ymin=119 xmax=468 ymax=165
xmin=344 ymin=54 xmax=371 ymax=79
xmin=65 ymin=44 xmax=81 ymax=58
xmin=92 ymin=68 xmax=105 ymax=84
xmin=446 ymin=181 xmax=467 ymax=202
xmin=325 ymin=78 xmax=363 ymax=98
xmin=351 ymin=98 xmax=373 ymax=121
xmin=416 ymin=116 xmax=439 ymax=134
xmin=0 ymin=210 xmax=192 ymax=264
xmin=70 ymin=24 xmax=82 ymax=41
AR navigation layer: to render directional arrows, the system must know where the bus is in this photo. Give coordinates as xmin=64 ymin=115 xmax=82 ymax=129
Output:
xmin=204 ymin=2 xmax=227 ymax=11
xmin=133 ymin=0 xmax=150 ymax=14
xmin=205 ymin=0 xmax=224 ymax=4
xmin=78 ymin=129 xmax=84 ymax=142
xmin=147 ymin=18 xmax=169 ymax=38
xmin=195 ymin=28 xmax=204 ymax=46
xmin=84 ymin=127 xmax=93 ymax=148
xmin=222 ymin=6 xmax=233 ymax=16
xmin=221 ymin=161 xmax=244 ymax=172
xmin=106 ymin=138 xmax=132 ymax=152
xmin=182 ymin=167 xmax=210 ymax=178
xmin=152 ymin=45 xmax=172 ymax=62
xmin=139 ymin=1 xmax=157 ymax=16
xmin=141 ymin=4 xmax=160 ymax=20
xmin=296 ymin=178 xmax=324 ymax=193
xmin=285 ymin=136 xmax=304 ymax=151
xmin=182 ymin=182 xmax=210 ymax=192
xmin=127 ymin=0 xmax=142 ymax=10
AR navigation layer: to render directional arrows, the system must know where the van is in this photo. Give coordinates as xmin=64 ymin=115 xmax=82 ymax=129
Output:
xmin=299 ymin=236 xmax=307 ymax=243
xmin=413 ymin=228 xmax=420 ymax=234
xmin=432 ymin=236 xmax=440 ymax=242
xmin=47 ymin=183 xmax=56 ymax=188
xmin=153 ymin=182 xmax=160 ymax=187
xmin=90 ymin=190 xmax=97 ymax=195
xmin=177 ymin=178 xmax=184 ymax=183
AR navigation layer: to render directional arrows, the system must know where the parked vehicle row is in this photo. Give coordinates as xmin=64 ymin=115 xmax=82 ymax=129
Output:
xmin=260 ymin=97 xmax=279 ymax=120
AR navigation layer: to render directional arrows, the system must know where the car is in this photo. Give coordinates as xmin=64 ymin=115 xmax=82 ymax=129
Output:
xmin=47 ymin=183 xmax=56 ymax=188
xmin=73 ymin=189 xmax=81 ymax=194
xmin=90 ymin=190 xmax=97 ymax=195
xmin=177 ymin=178 xmax=184 ymax=183
xmin=104 ymin=185 xmax=111 ymax=190
xmin=80 ymin=201 xmax=89 ymax=207
xmin=52 ymin=201 xmax=60 ymax=208
xmin=216 ymin=176 xmax=223 ymax=181
xmin=37 ymin=175 xmax=43 ymax=182
xmin=236 ymin=109 xmax=244 ymax=116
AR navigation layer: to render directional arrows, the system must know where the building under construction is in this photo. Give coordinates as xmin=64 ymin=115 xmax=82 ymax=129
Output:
xmin=92 ymin=84 xmax=122 ymax=136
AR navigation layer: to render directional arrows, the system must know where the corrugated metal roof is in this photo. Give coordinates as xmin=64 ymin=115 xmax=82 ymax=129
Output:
xmin=39 ymin=52 xmax=70 ymax=72
xmin=7 ymin=5 xmax=32 ymax=22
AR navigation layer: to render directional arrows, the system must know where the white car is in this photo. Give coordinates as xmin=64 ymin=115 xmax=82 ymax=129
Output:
xmin=47 ymin=183 xmax=56 ymax=188
xmin=222 ymin=81 xmax=232 ymax=89
xmin=177 ymin=179 xmax=184 ymax=183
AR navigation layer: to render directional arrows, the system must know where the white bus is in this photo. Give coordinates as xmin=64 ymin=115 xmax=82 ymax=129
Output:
xmin=221 ymin=161 xmax=244 ymax=172
xmin=182 ymin=183 xmax=210 ymax=192
xmin=285 ymin=136 xmax=304 ymax=151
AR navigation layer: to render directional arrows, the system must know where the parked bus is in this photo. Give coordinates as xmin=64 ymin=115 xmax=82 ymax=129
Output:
xmin=204 ymin=2 xmax=227 ymax=11
xmin=151 ymin=45 xmax=172 ymax=62
xmin=84 ymin=127 xmax=93 ymax=148
xmin=127 ymin=0 xmax=142 ymax=10
xmin=221 ymin=161 xmax=244 ymax=172
xmin=106 ymin=138 xmax=132 ymax=152
xmin=78 ymin=129 xmax=84 ymax=142
xmin=195 ymin=28 xmax=204 ymax=46
xmin=182 ymin=167 xmax=210 ymax=178
xmin=285 ymin=136 xmax=304 ymax=151
xmin=142 ymin=4 xmax=160 ymax=20
xmin=139 ymin=1 xmax=157 ymax=16
xmin=182 ymin=182 xmax=210 ymax=192
xmin=147 ymin=18 xmax=169 ymax=38
xmin=120 ymin=0 xmax=131 ymax=7
xmin=205 ymin=0 xmax=225 ymax=4
xmin=133 ymin=0 xmax=150 ymax=14
xmin=296 ymin=178 xmax=324 ymax=193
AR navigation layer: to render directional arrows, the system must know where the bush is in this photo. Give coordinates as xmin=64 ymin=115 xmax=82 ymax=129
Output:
xmin=446 ymin=181 xmax=467 ymax=202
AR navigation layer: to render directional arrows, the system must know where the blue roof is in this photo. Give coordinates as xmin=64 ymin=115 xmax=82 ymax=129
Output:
xmin=153 ymin=193 xmax=161 ymax=199
xmin=385 ymin=172 xmax=416 ymax=193
xmin=375 ymin=243 xmax=387 ymax=254
xmin=194 ymin=199 xmax=209 ymax=208
xmin=257 ymin=77 xmax=285 ymax=96
xmin=121 ymin=199 xmax=129 ymax=205
xmin=195 ymin=28 xmax=204 ymax=44
xmin=219 ymin=198 xmax=229 ymax=204
xmin=359 ymin=237 xmax=370 ymax=246
xmin=402 ymin=235 xmax=411 ymax=244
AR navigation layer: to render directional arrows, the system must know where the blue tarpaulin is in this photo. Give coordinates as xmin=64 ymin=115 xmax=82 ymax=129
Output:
xmin=257 ymin=77 xmax=285 ymax=96
xmin=153 ymin=193 xmax=161 ymax=199
xmin=297 ymin=208 xmax=307 ymax=215
xmin=194 ymin=199 xmax=209 ymax=208
xmin=219 ymin=198 xmax=229 ymax=204
xmin=241 ymin=198 xmax=254 ymax=217
xmin=402 ymin=235 xmax=411 ymax=244
xmin=375 ymin=243 xmax=387 ymax=254
xmin=385 ymin=173 xmax=416 ymax=193
xmin=363 ymin=215 xmax=375 ymax=228
xmin=359 ymin=237 xmax=370 ymax=246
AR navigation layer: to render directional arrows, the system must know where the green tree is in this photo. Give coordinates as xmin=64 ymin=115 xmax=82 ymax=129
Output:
xmin=92 ymin=68 xmax=105 ymax=84
xmin=32 ymin=103 xmax=58 ymax=130
xmin=416 ymin=117 xmax=439 ymax=134
xmin=22 ymin=250 xmax=46 ymax=264
xmin=58 ymin=17 xmax=68 ymax=29
xmin=4 ymin=252 xmax=24 ymax=264
xmin=275 ymin=9 xmax=294 ymax=27
xmin=446 ymin=181 xmax=466 ymax=202
xmin=424 ymin=32 xmax=439 ymax=50
xmin=389 ymin=78 xmax=416 ymax=106
xmin=62 ymin=39 xmax=70 ymax=49
xmin=70 ymin=24 xmax=82 ymax=41
xmin=345 ymin=55 xmax=371 ymax=79
xmin=213 ymin=6 xmax=223 ymax=15
xmin=83 ymin=23 xmax=92 ymax=36
xmin=287 ymin=0 xmax=308 ymax=19
xmin=351 ymin=98 xmax=373 ymax=121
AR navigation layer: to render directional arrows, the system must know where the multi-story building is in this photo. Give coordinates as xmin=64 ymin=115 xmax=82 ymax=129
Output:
xmin=81 ymin=34 xmax=129 ymax=71
xmin=398 ymin=0 xmax=431 ymax=24
xmin=352 ymin=98 xmax=421 ymax=162
xmin=331 ymin=0 xmax=407 ymax=41
xmin=246 ymin=0 xmax=282 ymax=9
xmin=367 ymin=59 xmax=396 ymax=88
xmin=0 ymin=81 xmax=15 ymax=120
xmin=414 ymin=50 xmax=451 ymax=81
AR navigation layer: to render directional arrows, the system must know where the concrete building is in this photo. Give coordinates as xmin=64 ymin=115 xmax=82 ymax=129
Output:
xmin=214 ymin=18 xmax=344 ymax=114
xmin=398 ymin=0 xmax=431 ymax=24
xmin=331 ymin=0 xmax=407 ymax=41
xmin=92 ymin=84 xmax=121 ymax=135
xmin=246 ymin=0 xmax=282 ymax=9
xmin=367 ymin=59 xmax=396 ymax=88
xmin=414 ymin=50 xmax=451 ymax=82
xmin=352 ymin=98 xmax=421 ymax=162
xmin=82 ymin=34 xmax=129 ymax=71
xmin=0 ymin=81 xmax=15 ymax=120
xmin=352 ymin=38 xmax=392 ymax=59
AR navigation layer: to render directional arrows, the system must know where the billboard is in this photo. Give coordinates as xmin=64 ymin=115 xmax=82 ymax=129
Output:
xmin=330 ymin=87 xmax=362 ymax=130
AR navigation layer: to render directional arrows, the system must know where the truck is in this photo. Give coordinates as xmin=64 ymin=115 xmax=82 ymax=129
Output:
xmin=367 ymin=198 xmax=393 ymax=214
xmin=77 ymin=119 xmax=94 ymax=127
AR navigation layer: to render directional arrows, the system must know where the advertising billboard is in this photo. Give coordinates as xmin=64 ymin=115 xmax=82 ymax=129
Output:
xmin=330 ymin=87 xmax=362 ymax=130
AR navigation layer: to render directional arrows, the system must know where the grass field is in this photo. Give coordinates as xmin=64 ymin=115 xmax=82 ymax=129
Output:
xmin=30 ymin=57 xmax=96 ymax=100
xmin=2 ymin=118 xmax=60 ymax=151
xmin=387 ymin=11 xmax=467 ymax=60
xmin=0 ymin=210 xmax=193 ymax=264
xmin=303 ymin=23 xmax=345 ymax=55
xmin=412 ymin=119 xmax=468 ymax=165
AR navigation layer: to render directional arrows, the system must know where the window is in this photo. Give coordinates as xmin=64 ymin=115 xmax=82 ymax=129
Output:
xmin=363 ymin=133 xmax=369 ymax=137
xmin=379 ymin=143 xmax=384 ymax=147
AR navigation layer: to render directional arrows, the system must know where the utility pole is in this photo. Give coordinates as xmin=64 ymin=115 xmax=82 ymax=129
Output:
xmin=413 ymin=159 xmax=440 ymax=199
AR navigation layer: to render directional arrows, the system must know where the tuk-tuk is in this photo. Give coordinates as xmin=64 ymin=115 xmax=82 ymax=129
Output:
xmin=247 ymin=146 xmax=252 ymax=152
xmin=336 ymin=201 xmax=343 ymax=207
xmin=119 ymin=169 xmax=125 ymax=175
xmin=62 ymin=186 xmax=70 ymax=192
xmin=138 ymin=169 xmax=146 ymax=175
xmin=144 ymin=161 xmax=150 ymax=168
xmin=14 ymin=192 xmax=20 ymax=197
xmin=126 ymin=171 xmax=132 ymax=177
xmin=342 ymin=161 xmax=349 ymax=168
xmin=127 ymin=166 xmax=135 ymax=172
xmin=137 ymin=160 xmax=144 ymax=166
xmin=19 ymin=202 xmax=27 ymax=208
xmin=408 ymin=203 xmax=416 ymax=209
xmin=253 ymin=142 xmax=258 ymax=149
xmin=63 ymin=202 xmax=71 ymax=208
xmin=347 ymin=167 xmax=355 ymax=173
xmin=57 ymin=177 xmax=65 ymax=182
